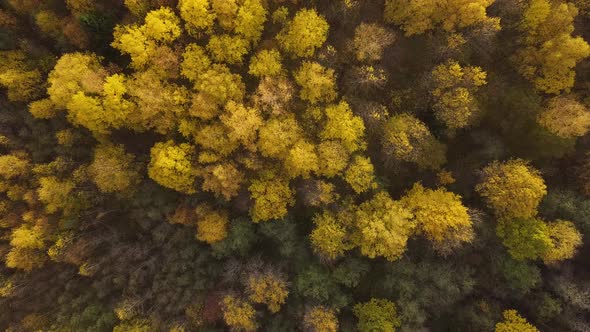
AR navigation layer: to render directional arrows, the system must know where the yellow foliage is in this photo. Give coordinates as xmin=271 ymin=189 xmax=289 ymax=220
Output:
xmin=382 ymin=113 xmax=447 ymax=169
xmin=246 ymin=272 xmax=289 ymax=313
xmin=384 ymin=0 xmax=500 ymax=36
xmin=178 ymin=0 xmax=216 ymax=35
xmin=10 ymin=226 xmax=45 ymax=249
xmin=89 ymin=144 xmax=140 ymax=193
xmin=181 ymin=44 xmax=211 ymax=82
xmin=543 ymin=220 xmax=583 ymax=264
xmin=47 ymin=53 xmax=107 ymax=109
xmin=102 ymin=74 xmax=135 ymax=129
xmin=249 ymin=175 xmax=294 ymax=222
xmin=234 ymin=0 xmax=267 ymax=42
xmin=212 ymin=0 xmax=239 ymax=30
xmin=495 ymin=309 xmax=539 ymax=332
xmin=29 ymin=99 xmax=57 ymax=119
xmin=285 ymin=140 xmax=319 ymax=179
xmin=37 ymin=176 xmax=75 ymax=213
xmin=400 ymin=183 xmax=473 ymax=255
xmin=294 ymin=61 xmax=337 ymax=104
xmin=148 ymin=140 xmax=198 ymax=194
xmin=310 ymin=211 xmax=350 ymax=260
xmin=344 ymin=155 xmax=377 ymax=194
xmin=537 ymin=95 xmax=590 ymax=138
xmin=317 ymin=140 xmax=349 ymax=177
xmin=5 ymin=248 xmax=46 ymax=272
xmin=257 ymin=115 xmax=302 ymax=159
xmin=303 ymin=306 xmax=339 ymax=332
xmin=222 ymin=295 xmax=257 ymax=331
xmin=321 ymin=101 xmax=365 ymax=152
xmin=207 ymin=34 xmax=250 ymax=64
xmin=196 ymin=206 xmax=228 ymax=244
xmin=201 ymin=162 xmax=244 ymax=200
xmin=431 ymin=61 xmax=487 ymax=129
xmin=143 ymin=7 xmax=182 ymax=42
xmin=220 ymin=101 xmax=263 ymax=151
xmin=516 ymin=0 xmax=590 ymax=94
xmin=0 ymin=154 xmax=29 ymax=179
xmin=112 ymin=24 xmax=156 ymax=69
xmin=249 ymin=49 xmax=283 ymax=77
xmin=476 ymin=159 xmax=547 ymax=218
xmin=66 ymin=92 xmax=110 ymax=135
xmin=278 ymin=9 xmax=329 ymax=58
xmin=353 ymin=192 xmax=415 ymax=261
xmin=195 ymin=64 xmax=245 ymax=104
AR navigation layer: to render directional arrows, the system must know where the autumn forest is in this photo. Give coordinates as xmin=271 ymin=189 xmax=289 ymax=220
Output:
xmin=0 ymin=0 xmax=589 ymax=331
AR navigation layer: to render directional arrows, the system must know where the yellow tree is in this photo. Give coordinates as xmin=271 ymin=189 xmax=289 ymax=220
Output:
xmin=294 ymin=62 xmax=337 ymax=104
xmin=222 ymin=295 xmax=257 ymax=332
xmin=220 ymin=101 xmax=263 ymax=151
xmin=181 ymin=43 xmax=211 ymax=82
xmin=234 ymin=0 xmax=267 ymax=42
xmin=344 ymin=155 xmax=377 ymax=194
xmin=400 ymin=183 xmax=473 ymax=255
xmin=476 ymin=159 xmax=547 ymax=218
xmin=537 ymin=95 xmax=590 ymax=138
xmin=495 ymin=310 xmax=539 ymax=332
xmin=249 ymin=49 xmax=283 ymax=77
xmin=384 ymin=0 xmax=500 ymax=36
xmin=195 ymin=205 xmax=229 ymax=244
xmin=47 ymin=52 xmax=106 ymax=109
xmin=201 ymin=162 xmax=244 ymax=200
xmin=249 ymin=174 xmax=294 ymax=222
xmin=195 ymin=64 xmax=245 ymax=105
xmin=278 ymin=8 xmax=329 ymax=58
xmin=382 ymin=113 xmax=446 ymax=170
xmin=515 ymin=0 xmax=590 ymax=94
xmin=143 ymin=7 xmax=182 ymax=42
xmin=246 ymin=271 xmax=289 ymax=313
xmin=542 ymin=220 xmax=583 ymax=264
xmin=352 ymin=192 xmax=415 ymax=261
xmin=431 ymin=61 xmax=487 ymax=129
xmin=148 ymin=140 xmax=198 ymax=194
xmin=303 ymin=306 xmax=339 ymax=332
xmin=178 ymin=0 xmax=216 ymax=35
xmin=310 ymin=210 xmax=352 ymax=260
xmin=89 ymin=144 xmax=141 ymax=193
xmin=321 ymin=101 xmax=365 ymax=152
xmin=0 ymin=58 xmax=42 ymax=102
xmin=257 ymin=115 xmax=302 ymax=159
xmin=317 ymin=140 xmax=349 ymax=177
xmin=207 ymin=34 xmax=250 ymax=64
xmin=284 ymin=140 xmax=319 ymax=179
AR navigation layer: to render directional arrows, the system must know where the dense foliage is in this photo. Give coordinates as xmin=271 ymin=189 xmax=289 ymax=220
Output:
xmin=0 ymin=0 xmax=589 ymax=330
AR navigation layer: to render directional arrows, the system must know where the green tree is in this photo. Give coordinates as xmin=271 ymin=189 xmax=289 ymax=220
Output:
xmin=353 ymin=298 xmax=401 ymax=332
xmin=496 ymin=217 xmax=552 ymax=261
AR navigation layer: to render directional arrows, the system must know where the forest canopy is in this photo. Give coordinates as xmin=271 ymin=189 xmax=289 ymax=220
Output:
xmin=0 ymin=0 xmax=590 ymax=331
